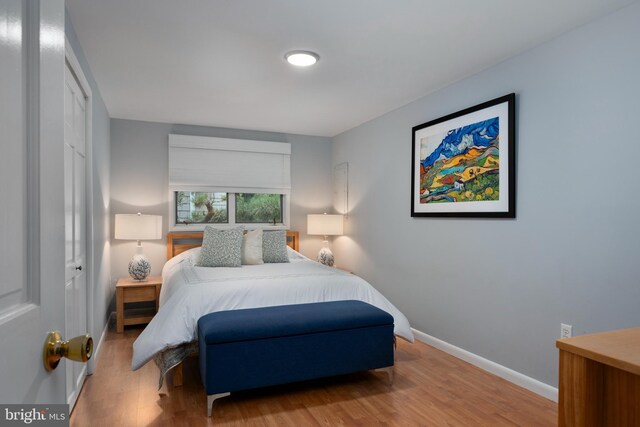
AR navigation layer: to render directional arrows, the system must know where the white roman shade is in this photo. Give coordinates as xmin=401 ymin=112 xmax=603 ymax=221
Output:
xmin=168 ymin=134 xmax=291 ymax=191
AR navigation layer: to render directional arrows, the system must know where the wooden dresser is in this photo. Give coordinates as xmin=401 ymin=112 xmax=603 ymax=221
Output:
xmin=556 ymin=327 xmax=640 ymax=426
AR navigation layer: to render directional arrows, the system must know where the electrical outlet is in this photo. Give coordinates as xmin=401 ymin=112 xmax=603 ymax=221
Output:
xmin=560 ymin=323 xmax=572 ymax=339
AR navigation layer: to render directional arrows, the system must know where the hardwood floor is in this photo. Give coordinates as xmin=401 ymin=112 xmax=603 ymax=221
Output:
xmin=71 ymin=325 xmax=556 ymax=426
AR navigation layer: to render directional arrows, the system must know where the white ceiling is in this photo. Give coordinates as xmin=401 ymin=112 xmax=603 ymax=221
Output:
xmin=66 ymin=0 xmax=635 ymax=137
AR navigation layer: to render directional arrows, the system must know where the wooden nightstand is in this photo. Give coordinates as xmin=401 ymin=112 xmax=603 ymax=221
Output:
xmin=116 ymin=276 xmax=162 ymax=333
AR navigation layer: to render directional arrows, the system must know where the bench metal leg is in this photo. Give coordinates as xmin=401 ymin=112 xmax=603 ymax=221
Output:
xmin=375 ymin=366 xmax=394 ymax=385
xmin=207 ymin=392 xmax=230 ymax=417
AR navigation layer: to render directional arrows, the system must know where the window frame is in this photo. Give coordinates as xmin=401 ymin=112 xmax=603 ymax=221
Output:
xmin=174 ymin=191 xmax=230 ymax=226
xmin=234 ymin=193 xmax=284 ymax=225
xmin=169 ymin=187 xmax=290 ymax=231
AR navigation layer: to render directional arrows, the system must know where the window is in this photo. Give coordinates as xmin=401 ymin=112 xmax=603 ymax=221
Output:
xmin=169 ymin=134 xmax=291 ymax=229
xmin=174 ymin=191 xmax=285 ymax=227
xmin=175 ymin=192 xmax=228 ymax=225
xmin=235 ymin=193 xmax=283 ymax=224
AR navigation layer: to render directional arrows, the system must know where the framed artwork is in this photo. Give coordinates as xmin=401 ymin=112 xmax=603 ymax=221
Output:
xmin=411 ymin=93 xmax=515 ymax=218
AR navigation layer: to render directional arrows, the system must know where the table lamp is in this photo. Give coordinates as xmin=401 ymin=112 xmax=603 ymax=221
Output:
xmin=307 ymin=213 xmax=344 ymax=266
xmin=115 ymin=213 xmax=162 ymax=280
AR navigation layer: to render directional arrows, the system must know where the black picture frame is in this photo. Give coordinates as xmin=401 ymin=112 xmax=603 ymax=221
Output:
xmin=411 ymin=93 xmax=515 ymax=218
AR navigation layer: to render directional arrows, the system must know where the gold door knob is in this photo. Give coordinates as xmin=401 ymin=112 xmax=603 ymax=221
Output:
xmin=43 ymin=331 xmax=93 ymax=372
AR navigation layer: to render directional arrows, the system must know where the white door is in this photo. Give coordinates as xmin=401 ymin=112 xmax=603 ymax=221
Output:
xmin=64 ymin=61 xmax=88 ymax=408
xmin=0 ymin=0 xmax=69 ymax=405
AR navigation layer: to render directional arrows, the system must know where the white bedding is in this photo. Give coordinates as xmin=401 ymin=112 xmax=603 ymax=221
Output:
xmin=131 ymin=247 xmax=414 ymax=370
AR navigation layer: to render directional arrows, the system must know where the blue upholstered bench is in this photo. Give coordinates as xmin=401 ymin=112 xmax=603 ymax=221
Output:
xmin=197 ymin=300 xmax=395 ymax=416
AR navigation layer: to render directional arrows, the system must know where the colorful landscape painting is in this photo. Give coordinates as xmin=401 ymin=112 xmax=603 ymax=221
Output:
xmin=419 ymin=117 xmax=499 ymax=204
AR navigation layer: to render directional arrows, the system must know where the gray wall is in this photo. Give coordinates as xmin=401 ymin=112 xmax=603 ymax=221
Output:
xmin=332 ymin=2 xmax=640 ymax=388
xmin=65 ymin=10 xmax=112 ymax=356
xmin=110 ymin=120 xmax=333 ymax=280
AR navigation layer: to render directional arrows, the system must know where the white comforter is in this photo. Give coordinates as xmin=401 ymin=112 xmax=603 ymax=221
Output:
xmin=131 ymin=248 xmax=414 ymax=370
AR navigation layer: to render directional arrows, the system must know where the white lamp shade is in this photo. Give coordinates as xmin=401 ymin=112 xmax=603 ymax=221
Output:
xmin=115 ymin=214 xmax=162 ymax=240
xmin=307 ymin=214 xmax=343 ymax=236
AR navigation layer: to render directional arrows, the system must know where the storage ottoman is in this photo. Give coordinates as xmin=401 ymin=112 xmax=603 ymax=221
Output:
xmin=197 ymin=300 xmax=395 ymax=416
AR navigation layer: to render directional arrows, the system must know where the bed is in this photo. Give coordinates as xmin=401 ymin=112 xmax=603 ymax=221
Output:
xmin=131 ymin=230 xmax=414 ymax=387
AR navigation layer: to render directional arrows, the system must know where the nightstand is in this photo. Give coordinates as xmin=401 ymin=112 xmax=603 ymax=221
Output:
xmin=116 ymin=276 xmax=162 ymax=333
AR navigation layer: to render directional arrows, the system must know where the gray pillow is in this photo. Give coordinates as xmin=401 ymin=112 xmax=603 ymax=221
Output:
xmin=262 ymin=230 xmax=290 ymax=263
xmin=196 ymin=225 xmax=244 ymax=267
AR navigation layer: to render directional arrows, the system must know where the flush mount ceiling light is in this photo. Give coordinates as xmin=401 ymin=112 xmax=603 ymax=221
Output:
xmin=285 ymin=50 xmax=320 ymax=67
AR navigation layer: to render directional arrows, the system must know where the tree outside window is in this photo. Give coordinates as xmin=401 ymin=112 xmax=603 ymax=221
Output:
xmin=176 ymin=192 xmax=228 ymax=224
xmin=236 ymin=193 xmax=283 ymax=225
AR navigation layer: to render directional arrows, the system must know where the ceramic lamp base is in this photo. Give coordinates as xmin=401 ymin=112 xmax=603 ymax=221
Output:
xmin=317 ymin=247 xmax=335 ymax=267
xmin=129 ymin=253 xmax=151 ymax=280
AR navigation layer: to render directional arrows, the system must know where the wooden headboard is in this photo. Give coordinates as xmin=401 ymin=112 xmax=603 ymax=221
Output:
xmin=167 ymin=230 xmax=299 ymax=259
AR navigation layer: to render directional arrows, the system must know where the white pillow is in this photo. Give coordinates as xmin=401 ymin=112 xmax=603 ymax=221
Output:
xmin=241 ymin=229 xmax=264 ymax=265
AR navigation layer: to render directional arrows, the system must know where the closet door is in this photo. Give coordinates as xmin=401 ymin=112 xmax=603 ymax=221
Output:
xmin=64 ymin=60 xmax=89 ymax=409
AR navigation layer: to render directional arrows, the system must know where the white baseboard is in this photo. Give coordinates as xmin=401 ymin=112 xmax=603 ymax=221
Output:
xmin=87 ymin=311 xmax=114 ymax=375
xmin=411 ymin=328 xmax=558 ymax=402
